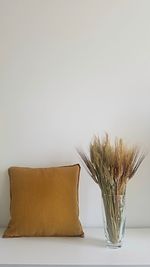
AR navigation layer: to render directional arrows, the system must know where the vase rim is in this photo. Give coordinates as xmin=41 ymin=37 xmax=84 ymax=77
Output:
xmin=102 ymin=193 xmax=126 ymax=196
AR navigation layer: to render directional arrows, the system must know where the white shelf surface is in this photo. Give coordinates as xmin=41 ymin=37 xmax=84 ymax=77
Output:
xmin=0 ymin=228 xmax=150 ymax=266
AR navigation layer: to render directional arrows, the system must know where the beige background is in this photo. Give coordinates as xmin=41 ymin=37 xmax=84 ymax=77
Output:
xmin=0 ymin=0 xmax=150 ymax=227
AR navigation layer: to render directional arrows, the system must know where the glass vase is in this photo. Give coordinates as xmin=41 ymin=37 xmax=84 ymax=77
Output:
xmin=101 ymin=193 xmax=126 ymax=248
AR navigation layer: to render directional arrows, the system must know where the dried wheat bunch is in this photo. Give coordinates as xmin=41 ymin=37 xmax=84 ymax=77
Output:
xmin=78 ymin=133 xmax=145 ymax=195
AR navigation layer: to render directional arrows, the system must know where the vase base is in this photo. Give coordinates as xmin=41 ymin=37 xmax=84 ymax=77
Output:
xmin=106 ymin=241 xmax=122 ymax=249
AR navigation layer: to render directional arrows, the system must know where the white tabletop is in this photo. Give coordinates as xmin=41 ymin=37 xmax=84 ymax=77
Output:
xmin=0 ymin=228 xmax=150 ymax=266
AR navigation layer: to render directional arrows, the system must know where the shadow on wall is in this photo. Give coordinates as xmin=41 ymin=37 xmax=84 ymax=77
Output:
xmin=0 ymin=170 xmax=10 ymax=227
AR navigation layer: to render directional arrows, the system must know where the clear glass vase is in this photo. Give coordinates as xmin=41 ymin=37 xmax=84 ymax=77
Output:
xmin=101 ymin=193 xmax=126 ymax=248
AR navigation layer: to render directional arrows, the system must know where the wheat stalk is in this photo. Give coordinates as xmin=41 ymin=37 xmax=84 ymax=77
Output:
xmin=78 ymin=133 xmax=145 ymax=195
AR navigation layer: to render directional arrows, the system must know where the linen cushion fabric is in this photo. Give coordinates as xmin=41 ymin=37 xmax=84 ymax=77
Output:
xmin=3 ymin=164 xmax=84 ymax=237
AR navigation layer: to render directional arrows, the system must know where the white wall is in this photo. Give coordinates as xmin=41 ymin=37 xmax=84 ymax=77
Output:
xmin=0 ymin=0 xmax=150 ymax=227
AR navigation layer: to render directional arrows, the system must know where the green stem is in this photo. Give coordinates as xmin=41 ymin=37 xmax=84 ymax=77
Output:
xmin=102 ymin=193 xmax=125 ymax=244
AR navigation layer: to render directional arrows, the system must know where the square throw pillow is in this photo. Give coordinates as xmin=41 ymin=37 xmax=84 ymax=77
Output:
xmin=3 ymin=164 xmax=84 ymax=237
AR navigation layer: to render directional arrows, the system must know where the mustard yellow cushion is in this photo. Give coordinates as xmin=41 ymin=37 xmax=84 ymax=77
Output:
xmin=3 ymin=164 xmax=84 ymax=237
